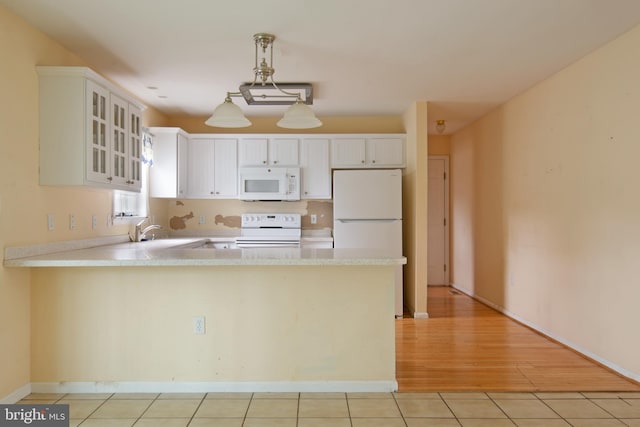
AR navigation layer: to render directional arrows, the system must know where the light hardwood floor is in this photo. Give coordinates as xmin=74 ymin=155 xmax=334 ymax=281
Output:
xmin=396 ymin=286 xmax=640 ymax=392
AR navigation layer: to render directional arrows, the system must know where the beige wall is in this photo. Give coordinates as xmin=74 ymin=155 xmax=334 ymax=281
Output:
xmin=169 ymin=115 xmax=405 ymax=134
xmin=0 ymin=5 xmax=168 ymax=399
xmin=402 ymin=102 xmax=429 ymax=316
xmin=427 ymin=134 xmax=450 ymax=156
xmin=451 ymin=24 xmax=640 ymax=378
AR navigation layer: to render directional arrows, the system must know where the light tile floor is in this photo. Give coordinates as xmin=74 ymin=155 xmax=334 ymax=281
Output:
xmin=19 ymin=391 xmax=640 ymax=426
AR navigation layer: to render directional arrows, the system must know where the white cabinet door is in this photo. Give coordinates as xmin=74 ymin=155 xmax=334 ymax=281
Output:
xmin=366 ymin=138 xmax=405 ymax=167
xmin=240 ymin=137 xmax=298 ymax=166
xmin=239 ymin=138 xmax=268 ymax=166
xmin=86 ymin=80 xmax=110 ymax=184
xmin=213 ymin=138 xmax=238 ymax=197
xmin=109 ymin=96 xmax=143 ymax=190
xmin=187 ymin=139 xmax=215 ymax=198
xmin=177 ymin=133 xmax=189 ymax=197
xmin=331 ymin=136 xmax=405 ymax=168
xmin=188 ymin=138 xmax=237 ymax=198
xmin=300 ymin=138 xmax=331 ymax=199
xmin=270 ymin=138 xmax=299 ymax=166
xmin=149 ymin=128 xmax=188 ymax=198
xmin=127 ymin=104 xmax=142 ymax=190
xmin=331 ymin=138 xmax=366 ymax=167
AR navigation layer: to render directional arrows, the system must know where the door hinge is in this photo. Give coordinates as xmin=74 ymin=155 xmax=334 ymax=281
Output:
xmin=444 ymin=264 xmax=447 ymax=272
xmin=444 ymin=172 xmax=446 ymax=180
xmin=444 ymin=218 xmax=446 ymax=226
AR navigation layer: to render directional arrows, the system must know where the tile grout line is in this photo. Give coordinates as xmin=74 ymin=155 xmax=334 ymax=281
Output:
xmin=75 ymin=392 xmax=114 ymax=426
xmin=391 ymin=392 xmax=409 ymax=427
xmin=344 ymin=392 xmax=354 ymax=427
xmin=185 ymin=392 xmax=208 ymax=426
xmin=241 ymin=392 xmax=254 ymax=427
xmin=485 ymin=391 xmax=518 ymax=426
xmin=437 ymin=392 xmax=463 ymax=426
xmin=586 ymin=395 xmax=624 ymax=421
xmin=296 ymin=393 xmax=302 ymax=427
xmin=131 ymin=392 xmax=161 ymax=426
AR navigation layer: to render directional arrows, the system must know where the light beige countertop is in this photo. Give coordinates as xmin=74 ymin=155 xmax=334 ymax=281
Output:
xmin=4 ymin=237 xmax=404 ymax=268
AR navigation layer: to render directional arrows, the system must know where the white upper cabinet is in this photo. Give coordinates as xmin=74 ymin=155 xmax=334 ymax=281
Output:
xmin=270 ymin=138 xmax=299 ymax=166
xmin=149 ymin=128 xmax=189 ymax=198
xmin=300 ymin=138 xmax=331 ymax=199
xmin=331 ymin=138 xmax=367 ymax=167
xmin=366 ymin=137 xmax=405 ymax=166
xmin=37 ymin=66 xmax=145 ymax=191
xmin=148 ymin=130 xmax=405 ymax=200
xmin=239 ymin=137 xmax=299 ymax=166
xmin=331 ymin=136 xmax=405 ymax=168
xmin=187 ymin=138 xmax=237 ymax=198
xmin=239 ymin=138 xmax=268 ymax=166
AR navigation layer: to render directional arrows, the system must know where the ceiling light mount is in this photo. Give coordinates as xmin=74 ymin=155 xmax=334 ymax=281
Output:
xmin=206 ymin=33 xmax=321 ymax=129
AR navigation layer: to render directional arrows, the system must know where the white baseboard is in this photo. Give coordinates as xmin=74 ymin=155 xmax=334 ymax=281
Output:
xmin=27 ymin=380 xmax=397 ymax=395
xmin=0 ymin=383 xmax=31 ymax=404
xmin=451 ymin=284 xmax=640 ymax=383
xmin=413 ymin=312 xmax=429 ymax=319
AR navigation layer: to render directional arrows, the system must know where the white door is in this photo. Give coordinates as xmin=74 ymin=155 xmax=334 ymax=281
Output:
xmin=428 ymin=157 xmax=449 ymax=285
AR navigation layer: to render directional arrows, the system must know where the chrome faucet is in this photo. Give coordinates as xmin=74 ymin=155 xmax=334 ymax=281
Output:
xmin=130 ymin=218 xmax=162 ymax=242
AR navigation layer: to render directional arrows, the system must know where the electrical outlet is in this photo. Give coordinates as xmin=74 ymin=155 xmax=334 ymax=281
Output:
xmin=69 ymin=214 xmax=75 ymax=230
xmin=92 ymin=215 xmax=98 ymax=230
xmin=310 ymin=214 xmax=317 ymax=224
xmin=47 ymin=213 xmax=55 ymax=231
xmin=199 ymin=215 xmax=206 ymax=225
xmin=193 ymin=316 xmax=206 ymax=335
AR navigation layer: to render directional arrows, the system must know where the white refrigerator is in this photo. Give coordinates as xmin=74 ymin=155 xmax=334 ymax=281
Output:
xmin=333 ymin=169 xmax=403 ymax=317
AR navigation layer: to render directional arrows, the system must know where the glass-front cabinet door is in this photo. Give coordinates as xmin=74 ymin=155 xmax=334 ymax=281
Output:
xmin=111 ymin=94 xmax=128 ymax=187
xmin=86 ymin=80 xmax=110 ymax=184
xmin=128 ymin=105 xmax=142 ymax=189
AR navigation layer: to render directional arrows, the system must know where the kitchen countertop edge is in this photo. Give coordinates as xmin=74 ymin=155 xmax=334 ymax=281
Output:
xmin=4 ymin=237 xmax=405 ymax=268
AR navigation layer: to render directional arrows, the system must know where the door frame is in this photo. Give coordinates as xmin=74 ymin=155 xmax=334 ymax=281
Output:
xmin=428 ymin=155 xmax=450 ymax=286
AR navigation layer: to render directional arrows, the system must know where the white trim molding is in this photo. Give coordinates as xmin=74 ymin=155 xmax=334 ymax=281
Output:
xmin=0 ymin=383 xmax=31 ymax=404
xmin=29 ymin=381 xmax=398 ymax=395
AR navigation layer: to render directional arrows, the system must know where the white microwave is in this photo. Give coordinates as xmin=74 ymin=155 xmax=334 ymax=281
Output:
xmin=238 ymin=167 xmax=301 ymax=201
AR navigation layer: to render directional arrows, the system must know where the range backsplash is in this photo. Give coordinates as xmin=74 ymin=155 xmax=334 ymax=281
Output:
xmin=164 ymin=199 xmax=332 ymax=234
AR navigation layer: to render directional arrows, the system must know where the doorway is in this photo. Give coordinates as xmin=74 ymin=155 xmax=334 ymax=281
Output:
xmin=427 ymin=156 xmax=449 ymax=285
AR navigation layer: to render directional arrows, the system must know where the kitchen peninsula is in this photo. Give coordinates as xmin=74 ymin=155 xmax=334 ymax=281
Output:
xmin=5 ymin=238 xmax=405 ymax=394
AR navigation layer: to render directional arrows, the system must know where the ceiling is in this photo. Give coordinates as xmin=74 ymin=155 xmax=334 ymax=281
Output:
xmin=3 ymin=0 xmax=640 ymax=134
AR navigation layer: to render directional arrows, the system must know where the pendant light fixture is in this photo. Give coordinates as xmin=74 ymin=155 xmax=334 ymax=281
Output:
xmin=205 ymin=33 xmax=322 ymax=129
xmin=435 ymin=119 xmax=446 ymax=134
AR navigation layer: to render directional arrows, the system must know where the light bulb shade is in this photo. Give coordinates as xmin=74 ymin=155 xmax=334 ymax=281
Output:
xmin=277 ymin=101 xmax=322 ymax=129
xmin=435 ymin=120 xmax=446 ymax=134
xmin=205 ymin=99 xmax=251 ymax=128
